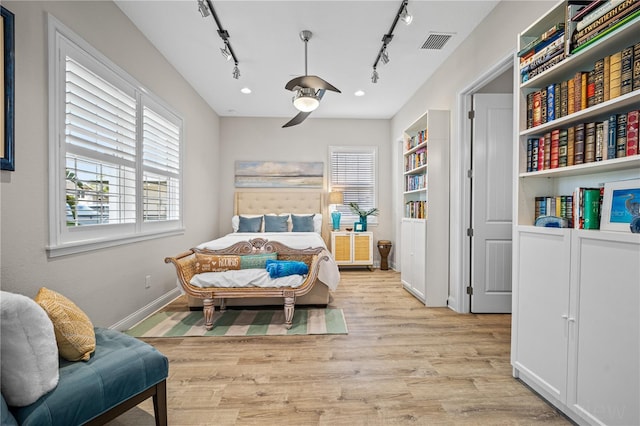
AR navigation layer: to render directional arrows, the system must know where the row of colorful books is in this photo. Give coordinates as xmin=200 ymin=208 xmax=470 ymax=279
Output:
xmin=404 ymin=148 xmax=427 ymax=172
xmin=534 ymin=187 xmax=603 ymax=229
xmin=570 ymin=0 xmax=640 ymax=53
xmin=405 ymin=201 xmax=427 ymax=219
xmin=525 ymin=109 xmax=638 ymax=172
xmin=405 ymin=129 xmax=427 ymax=152
xmin=405 ymin=174 xmax=427 ymax=192
xmin=519 ymin=23 xmax=566 ymax=82
xmin=525 ymin=43 xmax=639 ymax=128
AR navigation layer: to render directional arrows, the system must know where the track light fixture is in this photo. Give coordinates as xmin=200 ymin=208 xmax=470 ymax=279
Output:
xmin=371 ymin=68 xmax=379 ymax=84
xmin=197 ymin=0 xmax=210 ymax=17
xmin=198 ymin=0 xmax=241 ymax=79
xmin=370 ymin=0 xmax=411 ymax=83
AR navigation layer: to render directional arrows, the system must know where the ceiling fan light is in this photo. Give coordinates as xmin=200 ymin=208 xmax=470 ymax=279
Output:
xmin=400 ymin=5 xmax=413 ymax=25
xmin=293 ymin=89 xmax=320 ymax=112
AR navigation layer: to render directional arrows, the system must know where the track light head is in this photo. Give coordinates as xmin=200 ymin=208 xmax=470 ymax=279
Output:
xmin=220 ymin=45 xmax=232 ymax=61
xmin=381 ymin=49 xmax=390 ymax=65
xmin=197 ymin=0 xmax=210 ymax=17
xmin=232 ymin=65 xmax=240 ymax=79
xmin=371 ymin=69 xmax=379 ymax=84
xmin=400 ymin=4 xmax=413 ymax=25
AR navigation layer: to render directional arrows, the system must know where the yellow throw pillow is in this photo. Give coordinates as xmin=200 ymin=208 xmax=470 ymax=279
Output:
xmin=194 ymin=253 xmax=241 ymax=273
xmin=34 ymin=287 xmax=96 ymax=362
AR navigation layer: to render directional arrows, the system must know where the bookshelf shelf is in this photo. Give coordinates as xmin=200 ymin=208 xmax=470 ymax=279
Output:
xmin=512 ymin=2 xmax=640 ymax=426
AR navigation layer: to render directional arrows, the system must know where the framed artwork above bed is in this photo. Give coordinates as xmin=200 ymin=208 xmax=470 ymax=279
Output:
xmin=235 ymin=161 xmax=323 ymax=188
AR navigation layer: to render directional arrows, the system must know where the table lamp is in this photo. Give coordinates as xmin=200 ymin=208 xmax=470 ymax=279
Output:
xmin=328 ymin=191 xmax=344 ymax=231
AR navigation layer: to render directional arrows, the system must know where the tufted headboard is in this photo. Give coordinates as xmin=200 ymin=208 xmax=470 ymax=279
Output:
xmin=234 ymin=191 xmax=328 ymax=243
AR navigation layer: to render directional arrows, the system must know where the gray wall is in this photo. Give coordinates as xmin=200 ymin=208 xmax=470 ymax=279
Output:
xmin=0 ymin=1 xmax=221 ymax=327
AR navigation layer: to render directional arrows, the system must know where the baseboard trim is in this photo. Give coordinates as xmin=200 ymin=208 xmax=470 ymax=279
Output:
xmin=109 ymin=289 xmax=181 ymax=331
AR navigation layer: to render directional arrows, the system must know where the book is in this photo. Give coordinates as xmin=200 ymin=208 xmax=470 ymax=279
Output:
xmin=559 ymin=128 xmax=569 ymax=167
xmin=572 ymin=9 xmax=640 ymax=53
xmin=609 ymin=51 xmax=622 ymax=98
xmin=527 ymin=138 xmax=533 ymax=172
xmin=575 ymin=123 xmax=586 ymax=164
xmin=627 ymin=110 xmax=639 ymax=156
xmin=616 ymin=112 xmax=628 ymax=157
xmin=518 ymin=23 xmax=565 ymax=57
xmin=603 ymin=54 xmax=611 ymax=101
xmin=547 ymin=84 xmax=556 ymax=122
xmin=582 ymin=188 xmax=602 ymax=229
xmin=532 ymin=91 xmax=542 ymax=127
xmin=568 ymin=78 xmax=576 ymax=114
xmin=538 ymin=136 xmax=545 ymax=171
xmin=595 ymin=121 xmax=605 ymax=161
xmin=634 ymin=42 xmax=640 ymax=91
xmin=568 ymin=126 xmax=576 ymax=166
xmin=575 ymin=0 xmax=623 ymax=28
xmin=555 ymin=83 xmax=562 ymax=120
xmin=526 ymin=92 xmax=534 ymax=129
xmin=531 ymin=138 xmax=540 ymax=171
xmin=551 ymin=129 xmax=560 ymax=168
xmin=544 ymin=132 xmax=552 ymax=169
xmin=620 ymin=44 xmax=634 ymax=95
xmin=574 ymin=71 xmax=587 ymax=112
xmin=585 ymin=122 xmax=597 ymax=162
xmin=607 ymin=114 xmax=618 ymax=159
xmin=602 ymin=119 xmax=609 ymax=160
xmin=594 ymin=58 xmax=605 ymax=105
xmin=572 ymin=0 xmax=606 ymax=22
xmin=587 ymin=69 xmax=596 ymax=107
xmin=541 ymin=88 xmax=548 ymax=125
xmin=572 ymin=0 xmax=639 ymax=44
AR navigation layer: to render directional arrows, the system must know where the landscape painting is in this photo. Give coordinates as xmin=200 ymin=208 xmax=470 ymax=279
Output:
xmin=235 ymin=161 xmax=323 ymax=188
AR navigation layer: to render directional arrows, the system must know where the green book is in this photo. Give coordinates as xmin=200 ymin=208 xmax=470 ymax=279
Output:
xmin=582 ymin=188 xmax=601 ymax=229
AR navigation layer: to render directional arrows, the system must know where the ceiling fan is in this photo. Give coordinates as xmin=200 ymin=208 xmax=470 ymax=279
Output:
xmin=283 ymin=30 xmax=341 ymax=128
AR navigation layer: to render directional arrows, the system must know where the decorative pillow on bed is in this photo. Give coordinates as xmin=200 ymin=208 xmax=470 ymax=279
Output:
xmin=195 ymin=253 xmax=241 ymax=272
xmin=264 ymin=214 xmax=289 ymax=232
xmin=240 ymin=252 xmax=278 ymax=269
xmin=232 ymin=214 xmax=263 ymax=232
xmin=238 ymin=215 xmax=263 ymax=232
xmin=291 ymin=214 xmax=316 ymax=232
xmin=265 ymin=259 xmax=309 ymax=278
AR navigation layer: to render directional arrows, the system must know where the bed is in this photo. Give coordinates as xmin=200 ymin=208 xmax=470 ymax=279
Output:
xmin=178 ymin=191 xmax=340 ymax=310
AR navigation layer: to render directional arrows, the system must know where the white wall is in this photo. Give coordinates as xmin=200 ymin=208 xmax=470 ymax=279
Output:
xmin=219 ymin=117 xmax=392 ymax=263
xmin=0 ymin=1 xmax=221 ymax=328
xmin=391 ymin=0 xmax=557 ymax=311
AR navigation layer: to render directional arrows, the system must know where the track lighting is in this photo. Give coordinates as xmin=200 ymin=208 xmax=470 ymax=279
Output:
xmin=381 ymin=48 xmax=390 ymax=64
xmin=220 ymin=44 xmax=232 ymax=61
xmin=197 ymin=0 xmax=210 ymax=17
xmin=399 ymin=4 xmax=413 ymax=25
xmin=371 ymin=69 xmax=379 ymax=84
xmin=232 ymin=65 xmax=240 ymax=79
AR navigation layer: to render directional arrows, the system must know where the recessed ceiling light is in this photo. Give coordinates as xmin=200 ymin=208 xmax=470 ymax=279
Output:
xmin=355 ymin=90 xmax=365 ymax=97
xmin=240 ymin=87 xmax=252 ymax=94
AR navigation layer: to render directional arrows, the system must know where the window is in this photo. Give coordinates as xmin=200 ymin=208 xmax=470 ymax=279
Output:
xmin=328 ymin=146 xmax=378 ymax=227
xmin=48 ymin=17 xmax=183 ymax=257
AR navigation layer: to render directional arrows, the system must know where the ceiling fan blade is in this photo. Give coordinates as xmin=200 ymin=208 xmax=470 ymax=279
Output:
xmin=282 ymin=111 xmax=312 ymax=128
xmin=285 ymin=75 xmax=341 ymax=93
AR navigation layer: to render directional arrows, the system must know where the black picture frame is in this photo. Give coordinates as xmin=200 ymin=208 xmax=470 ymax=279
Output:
xmin=1 ymin=6 xmax=15 ymax=171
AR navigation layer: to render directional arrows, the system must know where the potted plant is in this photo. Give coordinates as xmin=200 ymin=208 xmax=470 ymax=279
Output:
xmin=348 ymin=202 xmax=379 ymax=231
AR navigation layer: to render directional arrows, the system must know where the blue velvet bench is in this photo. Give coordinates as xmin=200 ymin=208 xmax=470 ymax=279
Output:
xmin=2 ymin=327 xmax=168 ymax=426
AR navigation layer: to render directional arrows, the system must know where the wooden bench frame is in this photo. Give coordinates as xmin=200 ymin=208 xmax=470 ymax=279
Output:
xmin=164 ymin=238 xmax=329 ymax=330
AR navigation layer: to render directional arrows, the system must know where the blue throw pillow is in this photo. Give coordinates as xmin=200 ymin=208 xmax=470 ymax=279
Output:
xmin=264 ymin=215 xmax=289 ymax=232
xmin=265 ymin=260 xmax=309 ymax=278
xmin=291 ymin=214 xmax=315 ymax=232
xmin=238 ymin=215 xmax=262 ymax=232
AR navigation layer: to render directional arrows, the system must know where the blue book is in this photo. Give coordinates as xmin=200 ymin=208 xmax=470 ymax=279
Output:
xmin=607 ymin=114 xmax=617 ymax=160
xmin=547 ymin=84 xmax=555 ymax=121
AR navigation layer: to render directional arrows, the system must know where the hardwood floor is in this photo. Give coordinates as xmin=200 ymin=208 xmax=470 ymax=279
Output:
xmin=108 ymin=269 xmax=570 ymax=425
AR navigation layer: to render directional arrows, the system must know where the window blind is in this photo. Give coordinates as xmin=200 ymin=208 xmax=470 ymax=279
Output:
xmin=329 ymin=147 xmax=377 ymax=224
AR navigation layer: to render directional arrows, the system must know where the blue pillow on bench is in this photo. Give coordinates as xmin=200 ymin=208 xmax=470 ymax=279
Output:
xmin=265 ymin=259 xmax=309 ymax=278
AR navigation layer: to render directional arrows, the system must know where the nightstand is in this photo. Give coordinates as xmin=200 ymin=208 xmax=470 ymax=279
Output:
xmin=330 ymin=231 xmax=373 ymax=269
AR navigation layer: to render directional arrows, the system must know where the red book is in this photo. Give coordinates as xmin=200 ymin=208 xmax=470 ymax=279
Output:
xmin=550 ymin=129 xmax=560 ymax=168
xmin=538 ymin=136 xmax=545 ymax=170
xmin=627 ymin=110 xmax=639 ymax=156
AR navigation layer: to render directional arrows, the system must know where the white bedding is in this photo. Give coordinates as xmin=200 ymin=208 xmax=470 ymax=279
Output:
xmin=190 ymin=269 xmax=305 ymax=289
xmin=196 ymin=232 xmax=340 ymax=290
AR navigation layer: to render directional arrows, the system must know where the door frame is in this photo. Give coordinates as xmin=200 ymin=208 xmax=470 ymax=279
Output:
xmin=450 ymin=52 xmax=516 ymax=314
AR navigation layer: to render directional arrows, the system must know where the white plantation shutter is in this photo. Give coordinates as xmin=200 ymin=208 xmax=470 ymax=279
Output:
xmin=329 ymin=146 xmax=378 ymax=225
xmin=49 ymin=19 xmax=183 ymax=256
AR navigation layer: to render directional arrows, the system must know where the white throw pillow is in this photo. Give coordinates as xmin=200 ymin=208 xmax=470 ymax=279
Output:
xmin=0 ymin=291 xmax=59 ymax=407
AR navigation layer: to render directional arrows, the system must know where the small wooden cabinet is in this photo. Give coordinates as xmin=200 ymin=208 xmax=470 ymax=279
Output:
xmin=331 ymin=231 xmax=373 ymax=268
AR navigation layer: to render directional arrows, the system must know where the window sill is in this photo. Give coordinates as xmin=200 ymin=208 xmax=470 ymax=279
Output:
xmin=47 ymin=228 xmax=185 ymax=258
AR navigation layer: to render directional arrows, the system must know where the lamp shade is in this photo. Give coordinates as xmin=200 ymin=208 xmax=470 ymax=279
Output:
xmin=328 ymin=191 xmax=344 ymax=205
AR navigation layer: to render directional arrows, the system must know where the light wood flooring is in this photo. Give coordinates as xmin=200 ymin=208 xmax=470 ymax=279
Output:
xmin=109 ymin=269 xmax=571 ymax=426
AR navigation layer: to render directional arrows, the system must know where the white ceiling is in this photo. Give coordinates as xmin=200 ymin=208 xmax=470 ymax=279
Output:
xmin=115 ymin=0 xmax=499 ymax=122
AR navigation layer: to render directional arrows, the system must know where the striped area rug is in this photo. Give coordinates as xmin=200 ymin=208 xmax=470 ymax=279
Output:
xmin=126 ymin=308 xmax=348 ymax=337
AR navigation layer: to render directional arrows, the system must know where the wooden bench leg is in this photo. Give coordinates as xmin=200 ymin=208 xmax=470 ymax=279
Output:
xmin=284 ymin=295 xmax=295 ymax=329
xmin=153 ymin=380 xmax=167 ymax=426
xmin=203 ymin=298 xmax=215 ymax=330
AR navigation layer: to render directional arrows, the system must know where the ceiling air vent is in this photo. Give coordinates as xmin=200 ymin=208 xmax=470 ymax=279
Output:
xmin=421 ymin=33 xmax=454 ymax=50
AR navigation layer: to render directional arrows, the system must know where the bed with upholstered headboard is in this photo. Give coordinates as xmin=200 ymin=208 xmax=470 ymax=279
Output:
xmin=179 ymin=190 xmax=339 ymax=310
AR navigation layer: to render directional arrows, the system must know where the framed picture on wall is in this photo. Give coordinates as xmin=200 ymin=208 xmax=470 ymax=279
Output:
xmin=600 ymin=179 xmax=640 ymax=232
xmin=1 ymin=5 xmax=15 ymax=171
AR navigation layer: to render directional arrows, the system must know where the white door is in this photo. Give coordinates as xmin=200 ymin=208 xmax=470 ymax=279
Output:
xmin=471 ymin=93 xmax=513 ymax=313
